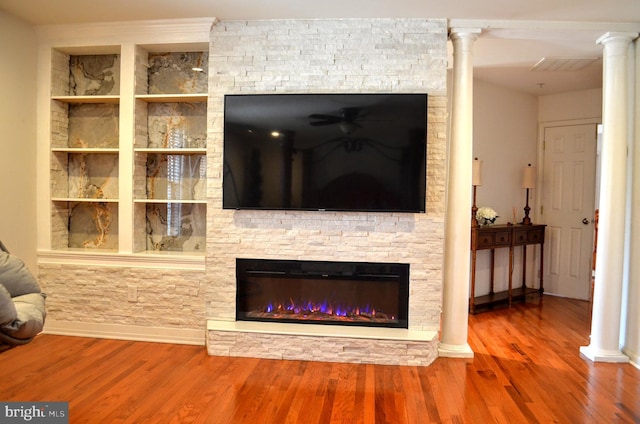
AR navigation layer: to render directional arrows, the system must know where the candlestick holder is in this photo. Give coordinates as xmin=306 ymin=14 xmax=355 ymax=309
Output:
xmin=471 ymin=158 xmax=483 ymax=227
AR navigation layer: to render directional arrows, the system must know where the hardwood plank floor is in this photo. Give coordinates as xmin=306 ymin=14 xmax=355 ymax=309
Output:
xmin=1 ymin=296 xmax=638 ymax=423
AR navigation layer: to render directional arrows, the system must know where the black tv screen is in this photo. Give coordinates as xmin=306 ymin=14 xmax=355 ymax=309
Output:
xmin=223 ymin=93 xmax=427 ymax=213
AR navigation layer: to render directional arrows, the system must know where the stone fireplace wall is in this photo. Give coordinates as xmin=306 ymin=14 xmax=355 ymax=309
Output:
xmin=206 ymin=18 xmax=448 ymax=339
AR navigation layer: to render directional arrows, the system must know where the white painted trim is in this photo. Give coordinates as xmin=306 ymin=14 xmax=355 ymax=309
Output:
xmin=438 ymin=342 xmax=475 ymax=358
xmin=37 ymin=250 xmax=205 ymax=270
xmin=44 ymin=320 xmax=205 ymax=346
xmin=35 ymin=18 xmax=216 ymax=48
xmin=579 ymin=345 xmax=630 ymax=363
xmin=448 ymin=19 xmax=640 ymax=33
xmin=622 ymin=347 xmax=640 ymax=370
xmin=539 ymin=117 xmax=602 ymax=129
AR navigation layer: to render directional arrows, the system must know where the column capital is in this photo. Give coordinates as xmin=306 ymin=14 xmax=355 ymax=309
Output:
xmin=596 ymin=31 xmax=639 ymax=46
xmin=448 ymin=27 xmax=482 ymax=42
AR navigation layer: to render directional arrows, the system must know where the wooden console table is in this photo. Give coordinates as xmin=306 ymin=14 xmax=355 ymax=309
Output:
xmin=470 ymin=224 xmax=546 ymax=314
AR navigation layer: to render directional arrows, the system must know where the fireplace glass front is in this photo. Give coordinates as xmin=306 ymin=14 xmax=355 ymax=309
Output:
xmin=236 ymin=259 xmax=409 ymax=328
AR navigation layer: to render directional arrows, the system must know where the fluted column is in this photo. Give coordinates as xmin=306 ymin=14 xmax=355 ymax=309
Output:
xmin=580 ymin=32 xmax=637 ymax=363
xmin=439 ymin=28 xmax=480 ymax=358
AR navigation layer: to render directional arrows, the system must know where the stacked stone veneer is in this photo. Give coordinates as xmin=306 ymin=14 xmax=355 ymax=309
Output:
xmin=39 ymin=263 xmax=206 ymax=329
xmin=206 ymin=19 xmax=448 ymax=365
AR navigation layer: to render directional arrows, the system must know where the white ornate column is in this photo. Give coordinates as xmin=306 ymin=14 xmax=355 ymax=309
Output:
xmin=439 ymin=28 xmax=480 ymax=358
xmin=581 ymin=32 xmax=638 ymax=363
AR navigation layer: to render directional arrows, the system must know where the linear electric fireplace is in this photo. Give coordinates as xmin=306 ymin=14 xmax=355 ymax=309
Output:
xmin=236 ymin=259 xmax=409 ymax=328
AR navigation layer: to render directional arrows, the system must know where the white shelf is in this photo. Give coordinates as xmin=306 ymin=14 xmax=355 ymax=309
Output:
xmin=134 ymin=199 xmax=206 ymax=204
xmin=52 ymin=148 xmax=120 ymax=153
xmin=52 ymin=197 xmax=119 ymax=203
xmin=52 ymin=95 xmax=120 ymax=104
xmin=134 ymin=148 xmax=206 ymax=154
xmin=135 ymin=94 xmax=207 ymax=103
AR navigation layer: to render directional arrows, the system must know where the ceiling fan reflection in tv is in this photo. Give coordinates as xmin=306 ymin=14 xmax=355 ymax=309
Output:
xmin=223 ymin=93 xmax=428 ymax=213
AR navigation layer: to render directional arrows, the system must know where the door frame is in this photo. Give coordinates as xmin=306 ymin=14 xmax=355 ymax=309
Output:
xmin=537 ymin=118 xmax=601 ymax=298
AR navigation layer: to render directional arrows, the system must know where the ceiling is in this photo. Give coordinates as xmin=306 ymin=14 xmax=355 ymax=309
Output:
xmin=1 ymin=0 xmax=640 ymax=96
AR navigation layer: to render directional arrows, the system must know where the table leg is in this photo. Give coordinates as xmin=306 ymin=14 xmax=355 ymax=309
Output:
xmin=470 ymin=248 xmax=477 ymax=314
xmin=539 ymin=241 xmax=545 ymax=294
xmin=490 ymin=249 xmax=495 ymax=295
xmin=508 ymin=246 xmax=514 ymax=306
xmin=522 ymin=244 xmax=527 ymax=289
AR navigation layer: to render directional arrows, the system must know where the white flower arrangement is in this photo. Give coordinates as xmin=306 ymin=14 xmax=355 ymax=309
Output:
xmin=476 ymin=207 xmax=498 ymax=226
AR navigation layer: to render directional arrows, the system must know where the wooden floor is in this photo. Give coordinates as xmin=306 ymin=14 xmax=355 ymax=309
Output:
xmin=1 ymin=296 xmax=639 ymax=423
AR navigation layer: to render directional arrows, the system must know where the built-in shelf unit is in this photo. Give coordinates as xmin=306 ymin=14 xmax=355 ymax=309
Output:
xmin=50 ymin=50 xmax=122 ymax=252
xmin=38 ymin=19 xmax=212 ymax=266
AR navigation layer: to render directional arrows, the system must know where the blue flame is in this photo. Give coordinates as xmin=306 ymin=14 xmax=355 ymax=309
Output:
xmin=258 ymin=297 xmax=394 ymax=322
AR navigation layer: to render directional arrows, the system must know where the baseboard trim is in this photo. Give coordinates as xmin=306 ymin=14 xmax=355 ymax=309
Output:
xmin=622 ymin=346 xmax=640 ymax=370
xmin=579 ymin=345 xmax=629 ymax=363
xmin=43 ymin=320 xmax=205 ymax=346
xmin=438 ymin=341 xmax=475 ymax=358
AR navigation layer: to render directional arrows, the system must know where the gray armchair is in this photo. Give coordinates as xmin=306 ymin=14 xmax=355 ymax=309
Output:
xmin=0 ymin=242 xmax=46 ymax=351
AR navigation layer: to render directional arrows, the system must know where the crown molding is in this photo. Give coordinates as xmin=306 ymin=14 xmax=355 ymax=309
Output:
xmin=35 ymin=17 xmax=217 ymax=47
xmin=448 ymin=19 xmax=640 ymax=33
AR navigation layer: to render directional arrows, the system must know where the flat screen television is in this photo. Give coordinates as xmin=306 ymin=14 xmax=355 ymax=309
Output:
xmin=223 ymin=93 xmax=427 ymax=213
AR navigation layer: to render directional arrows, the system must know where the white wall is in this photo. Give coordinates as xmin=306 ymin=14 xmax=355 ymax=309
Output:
xmin=474 ymin=79 xmax=539 ymax=224
xmin=472 ymin=79 xmax=538 ymax=294
xmin=538 ymin=88 xmax=602 ymax=123
xmin=0 ymin=11 xmax=37 ymax=272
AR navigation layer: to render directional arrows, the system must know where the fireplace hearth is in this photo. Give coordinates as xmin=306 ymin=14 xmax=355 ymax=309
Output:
xmin=236 ymin=259 xmax=409 ymax=328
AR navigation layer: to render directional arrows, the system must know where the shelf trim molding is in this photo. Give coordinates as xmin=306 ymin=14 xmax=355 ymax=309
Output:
xmin=38 ymin=249 xmax=205 ymax=270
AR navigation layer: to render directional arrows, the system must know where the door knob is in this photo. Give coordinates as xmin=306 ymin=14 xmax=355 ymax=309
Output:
xmin=582 ymin=218 xmax=590 ymax=225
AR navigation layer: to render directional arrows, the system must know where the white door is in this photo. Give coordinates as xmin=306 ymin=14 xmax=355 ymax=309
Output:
xmin=542 ymin=124 xmax=597 ymax=300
